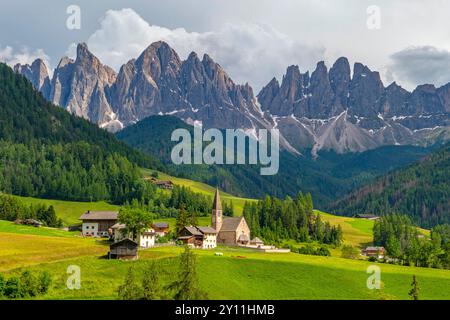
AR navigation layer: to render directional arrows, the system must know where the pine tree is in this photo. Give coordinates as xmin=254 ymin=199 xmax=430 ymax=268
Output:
xmin=117 ymin=267 xmax=142 ymax=300
xmin=408 ymin=275 xmax=420 ymax=300
xmin=176 ymin=206 xmax=190 ymax=233
xmin=170 ymin=246 xmax=206 ymax=300
xmin=142 ymin=263 xmax=165 ymax=300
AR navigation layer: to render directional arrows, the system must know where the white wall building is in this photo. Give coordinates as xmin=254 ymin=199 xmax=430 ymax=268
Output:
xmin=112 ymin=223 xmax=156 ymax=249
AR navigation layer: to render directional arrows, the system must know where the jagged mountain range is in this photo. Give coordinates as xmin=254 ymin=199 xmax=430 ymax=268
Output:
xmin=14 ymin=42 xmax=450 ymax=155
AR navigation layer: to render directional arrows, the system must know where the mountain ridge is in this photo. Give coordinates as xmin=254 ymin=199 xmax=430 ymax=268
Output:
xmin=14 ymin=41 xmax=450 ymax=155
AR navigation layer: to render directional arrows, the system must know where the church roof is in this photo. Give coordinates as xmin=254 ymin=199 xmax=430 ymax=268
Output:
xmin=220 ymin=216 xmax=244 ymax=232
xmin=213 ymin=188 xmax=222 ymax=211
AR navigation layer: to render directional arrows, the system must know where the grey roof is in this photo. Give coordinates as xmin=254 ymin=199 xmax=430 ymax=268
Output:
xmin=110 ymin=238 xmax=138 ymax=248
xmin=365 ymin=246 xmax=384 ymax=251
xmin=251 ymin=237 xmax=263 ymax=244
xmin=197 ymin=226 xmax=218 ymax=234
xmin=111 ymin=223 xmax=126 ymax=229
xmin=220 ymin=216 xmax=244 ymax=231
xmin=152 ymin=222 xmax=169 ymax=228
xmin=184 ymin=226 xmax=203 ymax=236
xmin=79 ymin=211 xmax=118 ymax=221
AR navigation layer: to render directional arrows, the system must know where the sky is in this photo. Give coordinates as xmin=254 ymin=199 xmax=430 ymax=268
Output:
xmin=1 ymin=0 xmax=450 ymax=91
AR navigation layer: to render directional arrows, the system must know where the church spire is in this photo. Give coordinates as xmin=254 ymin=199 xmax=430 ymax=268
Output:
xmin=212 ymin=187 xmax=223 ymax=232
xmin=213 ymin=187 xmax=222 ymax=211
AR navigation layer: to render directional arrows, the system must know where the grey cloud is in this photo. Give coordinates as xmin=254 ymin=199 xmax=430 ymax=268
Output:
xmin=388 ymin=46 xmax=450 ymax=90
xmin=74 ymin=9 xmax=325 ymax=91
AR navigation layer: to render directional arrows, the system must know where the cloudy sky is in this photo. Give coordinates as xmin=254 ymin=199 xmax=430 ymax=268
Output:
xmin=1 ymin=0 xmax=450 ymax=91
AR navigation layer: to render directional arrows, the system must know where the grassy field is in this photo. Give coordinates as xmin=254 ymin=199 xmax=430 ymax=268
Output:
xmin=0 ymin=220 xmax=79 ymax=238
xmin=11 ymin=195 xmax=119 ymax=226
xmin=3 ymin=176 xmax=445 ymax=300
xmin=2 ymin=244 xmax=450 ymax=300
xmin=316 ymin=211 xmax=374 ymax=248
xmin=0 ymin=223 xmax=106 ymax=272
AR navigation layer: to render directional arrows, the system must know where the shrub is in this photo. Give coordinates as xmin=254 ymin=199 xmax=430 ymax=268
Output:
xmin=0 ymin=273 xmax=4 ymax=296
xmin=20 ymin=271 xmax=40 ymax=297
xmin=38 ymin=271 xmax=52 ymax=294
xmin=4 ymin=277 xmax=21 ymax=299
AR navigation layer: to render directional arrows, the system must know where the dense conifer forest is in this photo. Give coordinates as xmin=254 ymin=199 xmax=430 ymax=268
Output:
xmin=330 ymin=143 xmax=450 ymax=228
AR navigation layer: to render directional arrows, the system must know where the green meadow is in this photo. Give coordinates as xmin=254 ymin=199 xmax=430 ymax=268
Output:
xmin=11 ymin=195 xmax=119 ymax=226
xmin=2 ymin=176 xmax=448 ymax=300
xmin=2 ymin=244 xmax=450 ymax=300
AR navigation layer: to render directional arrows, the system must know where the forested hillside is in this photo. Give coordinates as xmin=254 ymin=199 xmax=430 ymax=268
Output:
xmin=117 ymin=115 xmax=434 ymax=206
xmin=329 ymin=143 xmax=450 ymax=227
xmin=0 ymin=63 xmax=161 ymax=202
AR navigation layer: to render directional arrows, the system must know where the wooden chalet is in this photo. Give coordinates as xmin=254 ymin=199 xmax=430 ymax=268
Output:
xmin=155 ymin=180 xmax=174 ymax=190
xmin=109 ymin=238 xmax=139 ymax=260
xmin=152 ymin=222 xmax=170 ymax=236
xmin=178 ymin=226 xmax=217 ymax=249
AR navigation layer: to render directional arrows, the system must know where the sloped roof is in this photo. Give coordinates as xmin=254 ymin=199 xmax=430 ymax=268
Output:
xmin=251 ymin=237 xmax=263 ymax=244
xmin=110 ymin=238 xmax=138 ymax=248
xmin=111 ymin=223 xmax=126 ymax=229
xmin=213 ymin=188 xmax=222 ymax=211
xmin=197 ymin=226 xmax=218 ymax=234
xmin=184 ymin=226 xmax=203 ymax=236
xmin=220 ymin=217 xmax=243 ymax=231
xmin=152 ymin=222 xmax=169 ymax=228
xmin=80 ymin=211 xmax=118 ymax=221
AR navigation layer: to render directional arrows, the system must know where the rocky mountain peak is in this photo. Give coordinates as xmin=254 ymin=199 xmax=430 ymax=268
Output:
xmin=13 ymin=58 xmax=51 ymax=98
xmin=136 ymin=41 xmax=181 ymax=81
xmin=13 ymin=44 xmax=449 ymax=155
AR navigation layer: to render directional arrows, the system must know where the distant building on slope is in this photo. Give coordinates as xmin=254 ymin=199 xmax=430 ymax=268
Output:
xmin=362 ymin=246 xmax=386 ymax=259
xmin=79 ymin=211 xmax=118 ymax=237
xmin=355 ymin=214 xmax=380 ymax=220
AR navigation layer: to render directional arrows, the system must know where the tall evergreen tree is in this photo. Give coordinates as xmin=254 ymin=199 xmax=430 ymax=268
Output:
xmin=409 ymin=275 xmax=420 ymax=300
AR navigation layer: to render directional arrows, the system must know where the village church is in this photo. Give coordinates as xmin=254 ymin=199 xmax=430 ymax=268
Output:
xmin=212 ymin=188 xmax=251 ymax=245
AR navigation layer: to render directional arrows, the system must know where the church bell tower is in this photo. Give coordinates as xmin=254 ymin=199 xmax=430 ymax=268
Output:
xmin=212 ymin=188 xmax=223 ymax=232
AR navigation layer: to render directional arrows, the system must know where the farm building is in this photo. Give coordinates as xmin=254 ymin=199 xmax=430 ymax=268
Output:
xmin=152 ymin=222 xmax=170 ymax=237
xmin=178 ymin=226 xmax=217 ymax=249
xmin=111 ymin=223 xmax=156 ymax=249
xmin=155 ymin=180 xmax=174 ymax=190
xmin=79 ymin=211 xmax=118 ymax=237
xmin=109 ymin=239 xmax=138 ymax=260
xmin=362 ymin=246 xmax=386 ymax=259
xmin=355 ymin=214 xmax=380 ymax=220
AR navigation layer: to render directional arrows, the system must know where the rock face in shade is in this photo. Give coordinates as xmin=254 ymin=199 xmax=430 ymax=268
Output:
xmin=15 ymin=42 xmax=450 ymax=154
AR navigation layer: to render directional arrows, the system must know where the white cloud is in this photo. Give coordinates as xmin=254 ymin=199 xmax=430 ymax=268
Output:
xmin=71 ymin=8 xmax=325 ymax=91
xmin=387 ymin=46 xmax=450 ymax=90
xmin=0 ymin=45 xmax=50 ymax=69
